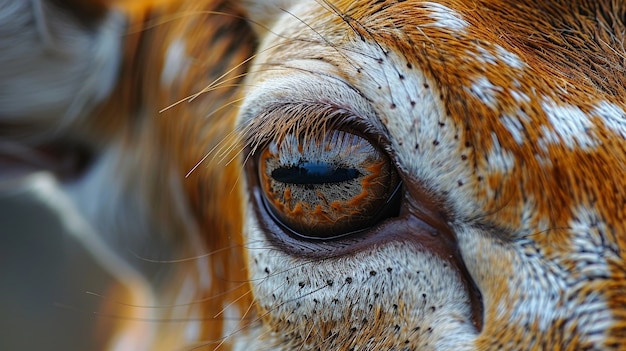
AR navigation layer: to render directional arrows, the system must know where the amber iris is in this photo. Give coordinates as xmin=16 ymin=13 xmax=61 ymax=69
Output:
xmin=258 ymin=130 xmax=400 ymax=239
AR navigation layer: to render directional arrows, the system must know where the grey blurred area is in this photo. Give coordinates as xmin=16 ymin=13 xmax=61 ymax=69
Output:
xmin=0 ymin=1 xmax=141 ymax=349
xmin=0 ymin=173 xmax=121 ymax=351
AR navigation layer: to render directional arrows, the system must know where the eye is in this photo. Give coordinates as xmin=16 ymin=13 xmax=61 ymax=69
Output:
xmin=257 ymin=129 xmax=401 ymax=240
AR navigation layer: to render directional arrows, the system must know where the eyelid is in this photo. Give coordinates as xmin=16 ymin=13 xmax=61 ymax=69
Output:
xmin=236 ymin=71 xmax=391 ymax=149
xmin=240 ymin=102 xmax=389 ymax=159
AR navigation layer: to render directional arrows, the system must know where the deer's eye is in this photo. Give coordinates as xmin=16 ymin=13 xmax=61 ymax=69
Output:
xmin=258 ymin=130 xmax=401 ymax=240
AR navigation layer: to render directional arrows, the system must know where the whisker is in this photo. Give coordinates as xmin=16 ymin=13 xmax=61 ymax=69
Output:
xmin=83 ymin=269 xmax=258 ymax=308
xmin=127 ymin=242 xmax=251 ymax=264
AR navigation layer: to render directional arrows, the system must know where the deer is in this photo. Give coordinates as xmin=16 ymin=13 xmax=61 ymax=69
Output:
xmin=1 ymin=0 xmax=625 ymax=350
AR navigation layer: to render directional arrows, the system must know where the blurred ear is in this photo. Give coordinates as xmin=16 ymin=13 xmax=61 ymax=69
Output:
xmin=0 ymin=0 xmax=124 ymax=132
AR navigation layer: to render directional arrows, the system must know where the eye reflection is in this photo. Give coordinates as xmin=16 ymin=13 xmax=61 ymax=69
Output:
xmin=258 ymin=130 xmax=400 ymax=239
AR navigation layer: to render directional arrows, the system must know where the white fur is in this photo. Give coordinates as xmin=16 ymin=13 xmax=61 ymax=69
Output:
xmin=509 ymin=88 xmax=531 ymax=104
xmin=244 ymin=215 xmax=476 ymax=350
xmin=485 ymin=132 xmax=516 ymax=173
xmin=540 ymin=98 xmax=598 ymax=150
xmin=343 ymin=40 xmax=481 ymax=219
xmin=467 ymin=76 xmax=503 ymax=108
xmin=161 ymin=38 xmax=191 ymax=87
xmin=495 ymin=45 xmax=526 ymax=69
xmin=422 ymin=2 xmax=469 ymax=31
xmin=471 ymin=44 xmax=526 ymax=70
xmin=593 ymin=100 xmax=626 ymax=138
xmin=500 ymin=113 xmax=527 ymax=145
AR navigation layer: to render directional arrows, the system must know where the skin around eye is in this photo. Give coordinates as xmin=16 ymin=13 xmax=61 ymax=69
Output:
xmin=258 ymin=130 xmax=400 ymax=239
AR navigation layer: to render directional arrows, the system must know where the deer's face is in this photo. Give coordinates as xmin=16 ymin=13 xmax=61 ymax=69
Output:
xmin=2 ymin=1 xmax=625 ymax=350
xmin=233 ymin=1 xmax=626 ymax=349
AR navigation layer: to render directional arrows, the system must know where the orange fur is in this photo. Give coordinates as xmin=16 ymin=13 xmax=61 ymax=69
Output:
xmin=90 ymin=1 xmax=258 ymax=348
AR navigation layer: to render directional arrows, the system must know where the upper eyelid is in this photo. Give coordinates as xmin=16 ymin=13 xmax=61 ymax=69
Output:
xmin=240 ymin=100 xmax=387 ymax=155
xmin=237 ymin=71 xmax=388 ymax=151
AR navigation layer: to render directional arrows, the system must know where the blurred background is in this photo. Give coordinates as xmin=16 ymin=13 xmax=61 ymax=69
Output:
xmin=0 ymin=173 xmax=124 ymax=351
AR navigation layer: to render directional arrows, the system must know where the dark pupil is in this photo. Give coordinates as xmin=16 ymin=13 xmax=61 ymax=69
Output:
xmin=271 ymin=162 xmax=361 ymax=184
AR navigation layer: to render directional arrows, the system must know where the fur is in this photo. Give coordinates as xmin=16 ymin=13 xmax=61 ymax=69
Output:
xmin=2 ymin=0 xmax=625 ymax=350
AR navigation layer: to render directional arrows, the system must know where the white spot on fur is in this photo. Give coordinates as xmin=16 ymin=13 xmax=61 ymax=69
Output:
xmin=486 ymin=132 xmax=515 ymax=172
xmin=161 ymin=38 xmax=191 ymax=86
xmin=540 ymin=99 xmax=597 ymax=150
xmin=569 ymin=206 xmax=615 ymax=265
xmin=534 ymin=153 xmax=553 ymax=168
xmin=472 ymin=45 xmax=525 ymax=70
xmin=500 ymin=113 xmax=527 ymax=145
xmin=467 ymin=77 xmax=502 ymax=108
xmin=510 ymin=89 xmax=531 ymax=104
xmin=423 ymin=2 xmax=469 ymax=31
xmin=474 ymin=46 xmax=497 ymax=65
xmin=495 ymin=45 xmax=525 ymax=69
xmin=592 ymin=100 xmax=626 ymax=138
xmin=567 ymin=206 xmax=614 ymax=345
